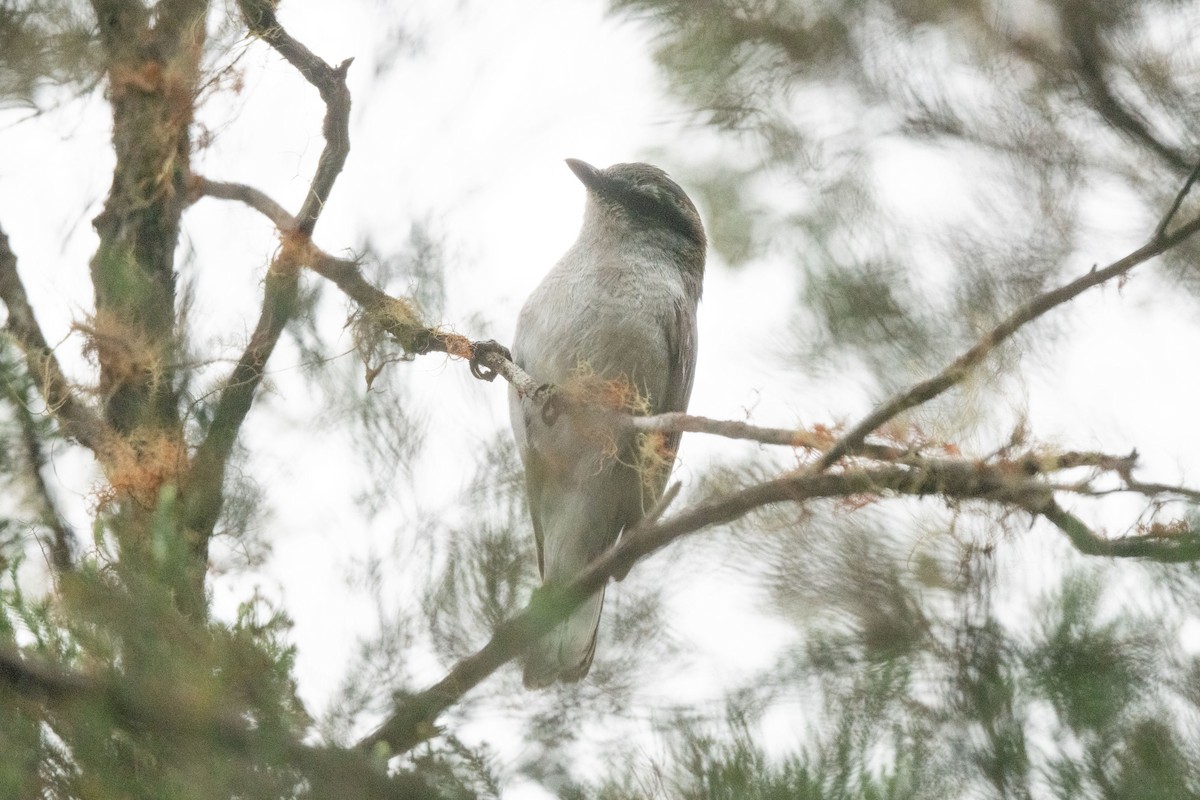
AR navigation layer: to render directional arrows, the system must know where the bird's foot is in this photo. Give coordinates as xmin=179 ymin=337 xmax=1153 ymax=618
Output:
xmin=534 ymin=384 xmax=565 ymax=425
xmin=468 ymin=339 xmax=512 ymax=382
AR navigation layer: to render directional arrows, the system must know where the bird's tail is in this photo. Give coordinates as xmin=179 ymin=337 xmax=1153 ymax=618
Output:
xmin=522 ymin=586 xmax=606 ymax=689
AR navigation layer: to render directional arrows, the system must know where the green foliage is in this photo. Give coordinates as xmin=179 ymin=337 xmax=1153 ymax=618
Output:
xmin=1030 ymin=574 xmax=1144 ymax=732
xmin=0 ymin=0 xmax=103 ymax=108
xmin=560 ymin=6 xmax=1200 ymax=783
xmin=578 ymin=523 xmax=1200 ymax=798
xmin=616 ymin=0 xmax=1200 ymax=395
xmin=4 ymin=2 xmax=1200 ymax=799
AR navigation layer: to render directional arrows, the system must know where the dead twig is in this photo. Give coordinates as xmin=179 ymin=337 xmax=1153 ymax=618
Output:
xmin=811 ymin=208 xmax=1200 ymax=473
xmin=184 ymin=5 xmax=356 ymax=549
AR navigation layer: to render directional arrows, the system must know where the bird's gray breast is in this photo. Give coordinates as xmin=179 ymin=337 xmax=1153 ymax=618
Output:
xmin=512 ymin=241 xmax=686 ymax=408
xmin=508 ymin=238 xmax=694 ymax=496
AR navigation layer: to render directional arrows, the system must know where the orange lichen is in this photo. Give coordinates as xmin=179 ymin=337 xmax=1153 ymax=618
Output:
xmin=793 ymin=425 xmax=837 ymax=451
xmin=560 ymin=363 xmax=651 ymax=416
xmin=441 ymin=333 xmax=473 ymax=360
xmin=272 ymin=230 xmax=313 ymax=276
xmin=634 ymin=430 xmax=674 ymax=498
xmin=92 ymin=428 xmax=188 ymax=511
xmin=347 ymin=295 xmax=427 ymax=387
xmin=74 ymin=311 xmax=167 ymax=399
xmin=109 ymin=61 xmax=164 ymax=96
xmin=1136 ymin=519 xmax=1192 ymax=539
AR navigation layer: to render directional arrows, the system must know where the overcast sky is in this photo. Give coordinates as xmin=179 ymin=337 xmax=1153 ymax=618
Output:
xmin=4 ymin=1 xmax=1200 ymax=796
xmin=0 ymin=5 xmax=811 ymax=793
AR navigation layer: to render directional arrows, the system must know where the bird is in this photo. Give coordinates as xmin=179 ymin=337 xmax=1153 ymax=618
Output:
xmin=509 ymin=158 xmax=705 ymax=688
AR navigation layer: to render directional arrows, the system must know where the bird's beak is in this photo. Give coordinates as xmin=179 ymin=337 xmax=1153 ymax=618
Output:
xmin=565 ymin=158 xmax=604 ymax=192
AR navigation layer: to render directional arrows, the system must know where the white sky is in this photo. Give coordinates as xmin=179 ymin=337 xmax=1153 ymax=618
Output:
xmin=3 ymin=1 xmax=1200 ymax=796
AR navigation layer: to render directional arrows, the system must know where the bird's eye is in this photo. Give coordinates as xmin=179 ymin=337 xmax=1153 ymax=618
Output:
xmin=599 ymin=168 xmax=702 ymax=245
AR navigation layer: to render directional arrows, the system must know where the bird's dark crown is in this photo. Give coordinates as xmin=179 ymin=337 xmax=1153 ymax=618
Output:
xmin=569 ymin=159 xmax=706 ymax=249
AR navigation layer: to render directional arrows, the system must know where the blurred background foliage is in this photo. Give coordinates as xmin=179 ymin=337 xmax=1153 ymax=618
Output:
xmin=624 ymin=0 xmax=1200 ymax=390
xmin=2 ymin=0 xmax=1200 ymax=798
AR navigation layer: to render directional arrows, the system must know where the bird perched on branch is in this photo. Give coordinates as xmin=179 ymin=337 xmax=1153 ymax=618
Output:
xmin=509 ymin=158 xmax=706 ymax=688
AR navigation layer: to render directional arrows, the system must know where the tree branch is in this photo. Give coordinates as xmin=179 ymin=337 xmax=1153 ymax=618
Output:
xmin=0 ymin=224 xmax=111 ymax=452
xmin=1059 ymin=5 xmax=1193 ymax=176
xmin=191 ymin=174 xmax=532 ymax=390
xmin=629 ymin=411 xmax=907 ymax=459
xmin=1037 ymin=499 xmax=1200 ymax=562
xmin=359 ymin=452 xmax=1198 ymax=755
xmin=1122 ymin=480 xmax=1200 ymax=504
xmin=0 ymin=645 xmax=439 ymax=799
xmin=357 ymin=466 xmax=922 ymax=755
xmin=193 ymin=177 xmax=296 ymax=231
xmin=236 ymin=0 xmax=352 ymax=238
xmin=810 ymin=210 xmax=1200 ymax=472
xmin=5 ymin=375 xmax=76 ymax=572
xmin=1155 ymin=160 xmax=1200 ymax=241
xmin=183 ymin=8 xmax=355 ymax=552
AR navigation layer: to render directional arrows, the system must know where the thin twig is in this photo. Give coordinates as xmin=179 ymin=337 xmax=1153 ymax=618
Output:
xmin=0 ymin=224 xmax=110 ymax=452
xmin=1119 ymin=476 xmax=1200 ymax=504
xmin=6 ymin=377 xmax=76 ymax=571
xmin=184 ymin=8 xmax=356 ymax=547
xmin=359 ymin=454 xmax=1200 ymax=755
xmin=1155 ymin=160 xmax=1200 ymax=241
xmin=811 ymin=210 xmax=1200 ymax=473
xmin=629 ymin=411 xmax=908 ymax=459
xmin=236 ymin=0 xmax=353 ymax=238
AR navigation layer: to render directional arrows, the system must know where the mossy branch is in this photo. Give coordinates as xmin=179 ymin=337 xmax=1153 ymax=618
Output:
xmin=360 ymin=453 xmax=1198 ymax=755
xmin=184 ymin=7 xmax=355 ymax=551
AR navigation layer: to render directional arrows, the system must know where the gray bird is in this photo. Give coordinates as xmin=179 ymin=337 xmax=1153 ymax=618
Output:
xmin=509 ymin=159 xmax=705 ymax=688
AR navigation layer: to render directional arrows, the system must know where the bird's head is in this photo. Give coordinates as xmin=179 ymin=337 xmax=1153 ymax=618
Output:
xmin=566 ymin=158 xmax=706 ymax=257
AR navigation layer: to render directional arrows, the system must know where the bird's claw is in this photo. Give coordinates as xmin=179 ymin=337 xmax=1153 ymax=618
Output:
xmin=468 ymin=339 xmax=512 ymax=382
xmin=535 ymin=384 xmax=564 ymax=425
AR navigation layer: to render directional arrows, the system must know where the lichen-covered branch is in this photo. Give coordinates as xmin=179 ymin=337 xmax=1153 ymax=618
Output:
xmin=183 ymin=7 xmax=355 ymax=556
xmin=1037 ymin=499 xmax=1200 ymax=562
xmin=360 ymin=452 xmax=1198 ymax=755
xmin=811 ymin=209 xmax=1200 ymax=473
xmin=86 ymin=0 xmax=207 ymax=435
xmin=193 ymin=173 xmax=536 ymax=390
xmin=629 ymin=411 xmax=908 ymax=459
xmin=0 ymin=645 xmax=437 ymax=799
